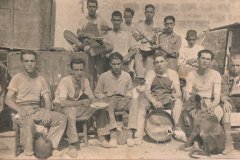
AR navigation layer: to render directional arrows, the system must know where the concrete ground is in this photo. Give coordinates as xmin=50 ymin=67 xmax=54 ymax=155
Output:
xmin=0 ymin=130 xmax=240 ymax=160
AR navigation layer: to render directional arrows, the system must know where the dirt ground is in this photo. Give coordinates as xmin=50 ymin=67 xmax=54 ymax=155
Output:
xmin=0 ymin=130 xmax=240 ymax=160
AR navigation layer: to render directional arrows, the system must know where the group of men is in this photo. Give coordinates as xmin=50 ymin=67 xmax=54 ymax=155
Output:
xmin=3 ymin=0 xmax=239 ymax=158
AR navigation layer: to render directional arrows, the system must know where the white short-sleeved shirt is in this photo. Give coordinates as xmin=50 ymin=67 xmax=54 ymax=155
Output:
xmin=54 ymin=75 xmax=94 ymax=103
xmin=178 ymin=44 xmax=204 ymax=65
xmin=104 ymin=30 xmax=137 ymax=57
xmin=185 ymin=69 xmax=221 ymax=98
xmin=145 ymin=69 xmax=180 ymax=93
xmin=7 ymin=73 xmax=49 ymax=104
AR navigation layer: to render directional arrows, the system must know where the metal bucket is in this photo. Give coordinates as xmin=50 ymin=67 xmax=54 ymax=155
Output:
xmin=145 ymin=109 xmax=175 ymax=142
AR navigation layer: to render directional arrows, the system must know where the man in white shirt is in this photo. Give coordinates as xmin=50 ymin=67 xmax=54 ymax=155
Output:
xmin=104 ymin=11 xmax=138 ymax=73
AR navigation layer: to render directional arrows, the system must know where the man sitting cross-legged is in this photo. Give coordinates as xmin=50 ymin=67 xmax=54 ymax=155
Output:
xmin=135 ymin=52 xmax=185 ymax=145
xmin=5 ymin=50 xmax=67 ymax=156
xmin=54 ymin=58 xmax=111 ymax=158
xmin=94 ymin=52 xmax=138 ymax=147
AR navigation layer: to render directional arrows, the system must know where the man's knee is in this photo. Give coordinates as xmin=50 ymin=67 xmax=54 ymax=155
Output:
xmin=214 ymin=105 xmax=223 ymax=122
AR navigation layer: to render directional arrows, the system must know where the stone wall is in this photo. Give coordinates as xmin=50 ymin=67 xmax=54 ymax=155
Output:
xmin=54 ymin=0 xmax=240 ymax=49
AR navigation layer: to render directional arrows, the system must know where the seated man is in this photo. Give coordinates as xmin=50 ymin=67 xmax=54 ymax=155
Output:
xmin=5 ymin=50 xmax=67 ymax=156
xmin=221 ymin=54 xmax=240 ymax=154
xmin=135 ymin=52 xmax=184 ymax=145
xmin=54 ymin=58 xmax=111 ymax=158
xmin=184 ymin=49 xmax=223 ymax=122
xmin=94 ymin=52 xmax=138 ymax=147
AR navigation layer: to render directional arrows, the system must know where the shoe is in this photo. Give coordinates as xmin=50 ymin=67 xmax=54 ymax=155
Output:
xmin=127 ymin=138 xmax=135 ymax=147
xmin=67 ymin=145 xmax=78 ymax=158
xmin=99 ymin=140 xmax=112 ymax=148
xmin=222 ymin=143 xmax=234 ymax=155
xmin=134 ymin=138 xmax=143 ymax=146
xmin=174 ymin=128 xmax=187 ymax=143
xmin=109 ymin=138 xmax=118 ymax=148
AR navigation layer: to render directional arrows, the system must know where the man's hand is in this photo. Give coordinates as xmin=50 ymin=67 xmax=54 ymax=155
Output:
xmin=18 ymin=108 xmax=29 ymax=120
xmin=189 ymin=109 xmax=197 ymax=118
xmin=223 ymin=100 xmax=232 ymax=113
xmin=152 ymin=100 xmax=163 ymax=109
xmin=153 ymin=27 xmax=164 ymax=33
xmin=206 ymin=105 xmax=215 ymax=117
xmin=43 ymin=110 xmax=52 ymax=125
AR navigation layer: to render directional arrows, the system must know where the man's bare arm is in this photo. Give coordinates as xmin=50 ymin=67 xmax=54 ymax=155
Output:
xmin=5 ymin=90 xmax=29 ymax=119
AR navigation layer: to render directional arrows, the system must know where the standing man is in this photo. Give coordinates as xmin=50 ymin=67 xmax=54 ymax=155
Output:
xmin=54 ymin=58 xmax=111 ymax=158
xmin=220 ymin=54 xmax=240 ymax=154
xmin=104 ymin=11 xmax=137 ymax=74
xmin=5 ymin=50 xmax=67 ymax=156
xmin=135 ymin=52 xmax=184 ymax=145
xmin=157 ymin=16 xmax=182 ymax=71
xmin=94 ymin=52 xmax=138 ymax=147
xmin=134 ymin=4 xmax=162 ymax=77
xmin=64 ymin=0 xmax=112 ymax=85
xmin=185 ymin=49 xmax=223 ymax=122
xmin=122 ymin=8 xmax=136 ymax=33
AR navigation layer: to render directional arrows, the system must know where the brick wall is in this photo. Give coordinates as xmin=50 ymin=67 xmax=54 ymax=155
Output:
xmin=54 ymin=0 xmax=240 ymax=49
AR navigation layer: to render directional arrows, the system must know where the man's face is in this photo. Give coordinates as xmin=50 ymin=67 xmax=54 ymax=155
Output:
xmin=186 ymin=36 xmax=197 ymax=48
xmin=229 ymin=58 xmax=240 ymax=76
xmin=154 ymin=56 xmax=168 ymax=73
xmin=111 ymin=16 xmax=123 ymax=30
xmin=72 ymin=63 xmax=84 ymax=81
xmin=198 ymin=53 xmax=212 ymax=69
xmin=144 ymin=7 xmax=155 ymax=21
xmin=124 ymin=11 xmax=133 ymax=24
xmin=87 ymin=2 xmax=98 ymax=17
xmin=22 ymin=54 xmax=37 ymax=74
xmin=164 ymin=19 xmax=175 ymax=33
xmin=110 ymin=58 xmax=122 ymax=74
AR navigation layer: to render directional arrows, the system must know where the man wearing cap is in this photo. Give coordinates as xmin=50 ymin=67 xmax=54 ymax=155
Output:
xmin=157 ymin=16 xmax=181 ymax=71
xmin=178 ymin=30 xmax=204 ymax=79
xmin=135 ymin=52 xmax=185 ymax=145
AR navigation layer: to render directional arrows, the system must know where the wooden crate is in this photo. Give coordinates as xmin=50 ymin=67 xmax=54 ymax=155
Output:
xmin=7 ymin=51 xmax=93 ymax=89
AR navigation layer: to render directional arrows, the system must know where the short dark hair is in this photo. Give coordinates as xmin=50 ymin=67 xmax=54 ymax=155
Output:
xmin=20 ymin=50 xmax=37 ymax=61
xmin=164 ymin=16 xmax=175 ymax=23
xmin=145 ymin=4 xmax=155 ymax=11
xmin=87 ymin=0 xmax=98 ymax=7
xmin=124 ymin=8 xmax=134 ymax=17
xmin=70 ymin=58 xmax=86 ymax=69
xmin=153 ymin=52 xmax=168 ymax=61
xmin=112 ymin=11 xmax=122 ymax=19
xmin=197 ymin=49 xmax=214 ymax=60
xmin=109 ymin=52 xmax=123 ymax=63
